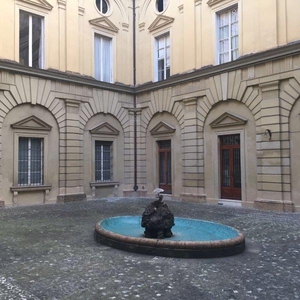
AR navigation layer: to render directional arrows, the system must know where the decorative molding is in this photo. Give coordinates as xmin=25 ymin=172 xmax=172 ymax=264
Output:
xmin=11 ymin=115 xmax=52 ymax=131
xmin=150 ymin=121 xmax=176 ymax=135
xmin=89 ymin=17 xmax=119 ymax=33
xmin=207 ymin=0 xmax=226 ymax=7
xmin=78 ymin=6 xmax=85 ymax=16
xmin=148 ymin=15 xmax=174 ymax=32
xmin=139 ymin=22 xmax=145 ymax=31
xmin=57 ymin=0 xmax=66 ymax=9
xmin=18 ymin=0 xmax=53 ymax=10
xmin=90 ymin=122 xmax=120 ymax=136
xmin=210 ymin=112 xmax=247 ymax=128
xmin=122 ymin=22 xmax=129 ymax=32
xmin=178 ymin=4 xmax=184 ymax=13
xmin=195 ymin=0 xmax=202 ymax=6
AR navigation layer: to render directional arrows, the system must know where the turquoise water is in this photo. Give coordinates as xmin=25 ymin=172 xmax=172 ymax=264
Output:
xmin=99 ymin=216 xmax=240 ymax=242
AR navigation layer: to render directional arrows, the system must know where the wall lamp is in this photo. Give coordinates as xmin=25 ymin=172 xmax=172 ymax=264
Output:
xmin=264 ymin=129 xmax=272 ymax=140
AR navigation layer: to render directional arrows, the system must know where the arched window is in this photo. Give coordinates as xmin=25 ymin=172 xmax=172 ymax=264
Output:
xmin=156 ymin=0 xmax=168 ymax=13
xmin=96 ymin=0 xmax=109 ymax=14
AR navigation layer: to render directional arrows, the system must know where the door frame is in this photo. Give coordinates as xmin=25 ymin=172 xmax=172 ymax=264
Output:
xmin=157 ymin=140 xmax=172 ymax=194
xmin=212 ymin=129 xmax=246 ymax=203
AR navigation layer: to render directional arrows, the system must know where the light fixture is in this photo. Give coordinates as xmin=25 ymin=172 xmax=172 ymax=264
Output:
xmin=264 ymin=129 xmax=272 ymax=140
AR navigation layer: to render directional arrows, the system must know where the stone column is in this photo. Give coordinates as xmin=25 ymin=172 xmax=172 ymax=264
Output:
xmin=255 ymin=81 xmax=293 ymax=211
xmin=57 ymin=99 xmax=86 ymax=202
xmin=181 ymin=97 xmax=205 ymax=202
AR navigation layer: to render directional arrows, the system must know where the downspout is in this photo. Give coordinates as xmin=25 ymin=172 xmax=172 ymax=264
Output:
xmin=133 ymin=0 xmax=138 ymax=192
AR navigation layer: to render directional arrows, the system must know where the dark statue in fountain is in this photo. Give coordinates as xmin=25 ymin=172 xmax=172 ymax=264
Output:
xmin=141 ymin=189 xmax=175 ymax=239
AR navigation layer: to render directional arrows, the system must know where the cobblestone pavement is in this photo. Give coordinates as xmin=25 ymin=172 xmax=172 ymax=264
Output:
xmin=0 ymin=198 xmax=299 ymax=300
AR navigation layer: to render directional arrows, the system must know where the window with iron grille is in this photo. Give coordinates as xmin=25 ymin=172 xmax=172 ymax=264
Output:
xmin=217 ymin=7 xmax=238 ymax=64
xmin=18 ymin=137 xmax=44 ymax=186
xmin=95 ymin=141 xmax=112 ymax=181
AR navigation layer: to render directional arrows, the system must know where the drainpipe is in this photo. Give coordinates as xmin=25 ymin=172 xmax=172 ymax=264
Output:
xmin=133 ymin=0 xmax=138 ymax=192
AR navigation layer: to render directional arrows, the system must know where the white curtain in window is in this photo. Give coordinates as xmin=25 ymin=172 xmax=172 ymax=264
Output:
xmin=94 ymin=34 xmax=112 ymax=82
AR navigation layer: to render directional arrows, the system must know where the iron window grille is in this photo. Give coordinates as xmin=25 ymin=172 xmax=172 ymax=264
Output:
xmin=18 ymin=137 xmax=44 ymax=186
xmin=95 ymin=141 xmax=113 ymax=181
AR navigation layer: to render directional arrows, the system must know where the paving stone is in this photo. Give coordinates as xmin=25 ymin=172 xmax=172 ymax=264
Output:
xmin=0 ymin=198 xmax=299 ymax=299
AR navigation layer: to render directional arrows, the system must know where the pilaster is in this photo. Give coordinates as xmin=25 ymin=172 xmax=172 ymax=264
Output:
xmin=57 ymin=99 xmax=86 ymax=202
xmin=181 ymin=97 xmax=206 ymax=203
xmin=255 ymin=81 xmax=293 ymax=211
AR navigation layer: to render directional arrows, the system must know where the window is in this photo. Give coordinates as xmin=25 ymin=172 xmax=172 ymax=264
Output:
xmin=96 ymin=0 xmax=109 ymax=14
xmin=156 ymin=0 xmax=168 ymax=12
xmin=94 ymin=34 xmax=113 ymax=82
xmin=155 ymin=34 xmax=170 ymax=81
xmin=18 ymin=137 xmax=44 ymax=186
xmin=217 ymin=7 xmax=238 ymax=64
xmin=95 ymin=141 xmax=112 ymax=181
xmin=19 ymin=11 xmax=44 ymax=68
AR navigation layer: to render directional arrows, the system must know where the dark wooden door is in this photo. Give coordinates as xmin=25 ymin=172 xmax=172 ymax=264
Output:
xmin=158 ymin=140 xmax=172 ymax=194
xmin=220 ymin=134 xmax=241 ymax=200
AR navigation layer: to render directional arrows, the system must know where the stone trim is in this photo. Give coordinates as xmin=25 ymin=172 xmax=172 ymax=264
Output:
xmin=0 ymin=60 xmax=133 ymax=95
xmin=57 ymin=193 xmax=87 ymax=203
xmin=10 ymin=185 xmax=52 ymax=192
xmin=210 ymin=112 xmax=248 ymax=128
xmin=90 ymin=181 xmax=119 ymax=187
xmin=150 ymin=121 xmax=176 ymax=135
xmin=18 ymin=0 xmax=53 ymax=10
xmin=148 ymin=16 xmax=175 ymax=32
xmin=11 ymin=115 xmax=52 ymax=131
xmin=10 ymin=185 xmax=52 ymax=206
xmin=90 ymin=122 xmax=120 ymax=136
xmin=89 ymin=17 xmax=119 ymax=33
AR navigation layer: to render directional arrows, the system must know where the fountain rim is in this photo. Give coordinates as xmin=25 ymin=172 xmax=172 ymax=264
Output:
xmin=94 ymin=216 xmax=246 ymax=258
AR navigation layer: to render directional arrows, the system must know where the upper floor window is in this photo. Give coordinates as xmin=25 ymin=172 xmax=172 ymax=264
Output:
xmin=19 ymin=11 xmax=44 ymax=68
xmin=94 ymin=34 xmax=113 ymax=83
xmin=217 ymin=7 xmax=238 ymax=64
xmin=18 ymin=137 xmax=44 ymax=186
xmin=96 ymin=0 xmax=109 ymax=14
xmin=156 ymin=0 xmax=168 ymax=13
xmin=155 ymin=33 xmax=170 ymax=81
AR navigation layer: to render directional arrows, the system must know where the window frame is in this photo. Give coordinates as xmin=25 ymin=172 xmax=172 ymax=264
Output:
xmin=156 ymin=0 xmax=169 ymax=13
xmin=19 ymin=10 xmax=45 ymax=69
xmin=94 ymin=140 xmax=113 ymax=182
xmin=154 ymin=32 xmax=170 ymax=82
xmin=18 ymin=137 xmax=44 ymax=186
xmin=216 ymin=5 xmax=239 ymax=65
xmin=94 ymin=33 xmax=113 ymax=83
xmin=95 ymin=0 xmax=109 ymax=15
xmin=13 ymin=131 xmax=49 ymax=187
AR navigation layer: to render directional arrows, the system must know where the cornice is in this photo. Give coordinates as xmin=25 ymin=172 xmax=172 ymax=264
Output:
xmin=1 ymin=41 xmax=300 ymax=96
xmin=0 ymin=61 xmax=133 ymax=95
xmin=135 ymin=41 xmax=300 ymax=94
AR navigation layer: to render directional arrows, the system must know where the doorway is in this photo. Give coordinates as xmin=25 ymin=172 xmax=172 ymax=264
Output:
xmin=157 ymin=140 xmax=172 ymax=194
xmin=220 ymin=134 xmax=241 ymax=200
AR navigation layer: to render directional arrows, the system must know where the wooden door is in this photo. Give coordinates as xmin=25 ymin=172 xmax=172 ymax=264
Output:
xmin=158 ymin=140 xmax=172 ymax=194
xmin=220 ymin=134 xmax=241 ymax=200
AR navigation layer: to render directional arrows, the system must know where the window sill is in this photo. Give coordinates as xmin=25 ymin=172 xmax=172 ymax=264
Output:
xmin=90 ymin=181 xmax=119 ymax=187
xmin=10 ymin=185 xmax=52 ymax=192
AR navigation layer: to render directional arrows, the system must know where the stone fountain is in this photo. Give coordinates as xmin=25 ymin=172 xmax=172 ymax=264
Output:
xmin=94 ymin=189 xmax=245 ymax=258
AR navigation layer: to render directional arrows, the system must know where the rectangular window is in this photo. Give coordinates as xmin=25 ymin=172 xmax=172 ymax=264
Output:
xmin=18 ymin=137 xmax=44 ymax=186
xmin=155 ymin=33 xmax=170 ymax=81
xmin=19 ymin=11 xmax=44 ymax=68
xmin=217 ymin=7 xmax=238 ymax=64
xmin=94 ymin=34 xmax=113 ymax=83
xmin=95 ymin=141 xmax=112 ymax=181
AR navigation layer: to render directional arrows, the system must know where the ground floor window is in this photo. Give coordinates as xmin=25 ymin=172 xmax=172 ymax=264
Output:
xmin=18 ymin=137 xmax=44 ymax=186
xmin=95 ymin=141 xmax=112 ymax=181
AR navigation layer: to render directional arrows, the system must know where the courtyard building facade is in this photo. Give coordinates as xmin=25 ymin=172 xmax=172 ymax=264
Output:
xmin=0 ymin=0 xmax=300 ymax=212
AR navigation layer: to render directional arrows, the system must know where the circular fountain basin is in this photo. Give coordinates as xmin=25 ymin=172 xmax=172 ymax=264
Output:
xmin=94 ymin=216 xmax=245 ymax=258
